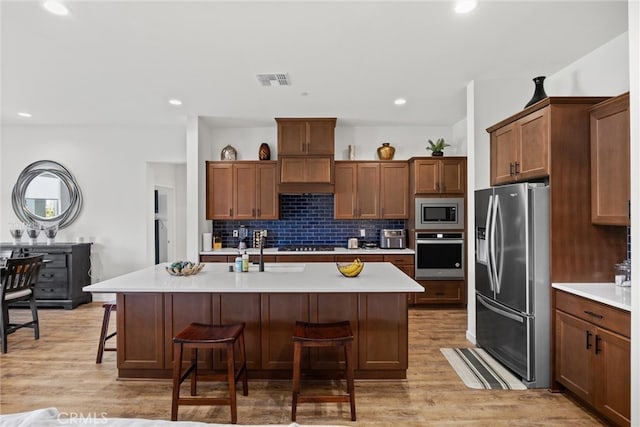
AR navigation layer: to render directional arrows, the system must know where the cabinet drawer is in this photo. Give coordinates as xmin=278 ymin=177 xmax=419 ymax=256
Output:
xmin=383 ymin=254 xmax=413 ymax=265
xmin=34 ymin=281 xmax=68 ymax=299
xmin=38 ymin=268 xmax=68 ymax=283
xmin=42 ymin=253 xmax=67 ymax=268
xmin=200 ymin=255 xmax=232 ymax=263
xmin=335 ymin=254 xmax=383 ymax=262
xmin=555 ymin=290 xmax=630 ymax=337
xmin=415 ymin=281 xmax=463 ymax=304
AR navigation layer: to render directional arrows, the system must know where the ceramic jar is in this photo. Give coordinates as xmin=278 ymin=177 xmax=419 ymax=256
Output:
xmin=258 ymin=143 xmax=271 ymax=160
xmin=221 ymin=145 xmax=237 ymax=161
xmin=377 ymin=143 xmax=395 ymax=160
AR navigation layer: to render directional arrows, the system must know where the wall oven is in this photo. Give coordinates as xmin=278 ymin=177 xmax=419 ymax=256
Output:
xmin=415 ymin=197 xmax=464 ymax=230
xmin=415 ymin=232 xmax=465 ymax=279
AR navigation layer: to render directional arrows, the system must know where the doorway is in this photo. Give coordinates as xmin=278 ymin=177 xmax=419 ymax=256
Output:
xmin=154 ymin=187 xmax=173 ymax=264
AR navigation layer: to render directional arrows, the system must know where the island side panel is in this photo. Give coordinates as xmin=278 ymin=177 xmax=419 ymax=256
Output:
xmin=117 ymin=293 xmax=165 ymax=373
xmin=309 ymin=293 xmax=359 ymax=371
xmin=358 ymin=293 xmax=408 ymax=377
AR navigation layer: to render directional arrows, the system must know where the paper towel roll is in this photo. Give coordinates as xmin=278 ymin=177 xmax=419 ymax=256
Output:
xmin=202 ymin=233 xmax=213 ymax=251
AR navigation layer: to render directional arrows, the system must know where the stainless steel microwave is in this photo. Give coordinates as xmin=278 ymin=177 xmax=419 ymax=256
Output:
xmin=415 ymin=197 xmax=464 ymax=230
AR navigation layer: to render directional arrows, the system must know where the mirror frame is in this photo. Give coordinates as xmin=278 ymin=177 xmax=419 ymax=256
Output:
xmin=11 ymin=160 xmax=83 ymax=229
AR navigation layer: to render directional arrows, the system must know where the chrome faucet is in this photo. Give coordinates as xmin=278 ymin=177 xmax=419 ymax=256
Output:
xmin=259 ymin=234 xmax=265 ymax=272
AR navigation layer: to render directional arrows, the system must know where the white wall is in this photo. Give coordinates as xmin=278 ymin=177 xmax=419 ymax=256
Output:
xmin=1 ymin=125 xmax=185 ymax=281
xmin=205 ymin=124 xmax=464 ymax=163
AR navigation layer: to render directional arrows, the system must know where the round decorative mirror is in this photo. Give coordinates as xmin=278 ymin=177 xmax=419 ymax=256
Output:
xmin=11 ymin=160 xmax=83 ymax=229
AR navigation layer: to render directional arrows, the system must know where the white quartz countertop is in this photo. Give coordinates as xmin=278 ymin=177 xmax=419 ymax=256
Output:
xmin=552 ymin=283 xmax=631 ymax=312
xmin=200 ymin=247 xmax=414 ymax=256
xmin=84 ymin=262 xmax=424 ymax=294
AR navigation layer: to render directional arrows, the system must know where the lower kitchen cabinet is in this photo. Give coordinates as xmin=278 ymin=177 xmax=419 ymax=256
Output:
xmin=413 ymin=280 xmax=466 ymax=305
xmin=2 ymin=243 xmax=92 ymax=309
xmin=555 ymin=290 xmax=630 ymax=427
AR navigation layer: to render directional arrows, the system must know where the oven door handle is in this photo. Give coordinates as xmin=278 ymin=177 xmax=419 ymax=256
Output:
xmin=416 ymin=239 xmax=464 ymax=244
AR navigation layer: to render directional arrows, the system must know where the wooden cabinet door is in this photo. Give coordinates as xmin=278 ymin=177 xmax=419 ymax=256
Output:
xmin=590 ymin=93 xmax=630 ymax=226
xmin=117 ymin=293 xmax=165 ymax=370
xmin=490 ymin=123 xmax=518 ymax=185
xmin=380 ymin=162 xmax=408 ymax=218
xmin=277 ymin=120 xmax=307 ymax=155
xmin=307 ymin=120 xmax=335 ymax=155
xmin=260 ymin=293 xmax=309 ymax=370
xmin=206 ymin=162 xmax=233 ymax=219
xmin=555 ymin=310 xmax=594 ymax=404
xmin=517 ymin=107 xmax=549 ymax=180
xmin=334 ymin=162 xmax=357 ymax=219
xmin=413 ymin=159 xmax=439 ymax=194
xmin=356 ymin=163 xmax=380 ymax=218
xmin=220 ymin=294 xmax=262 ymax=370
xmin=594 ymin=327 xmax=631 ymax=426
xmin=305 ymin=157 xmax=332 ymax=182
xmin=414 ymin=280 xmax=464 ymax=305
xmin=358 ymin=293 xmax=407 ymax=371
xmin=234 ymin=163 xmax=257 ymax=219
xmin=256 ymin=162 xmax=278 ymax=219
xmin=308 ymin=293 xmax=358 ymax=370
xmin=164 ymin=293 xmax=215 ymax=370
xmin=440 ymin=159 xmax=465 ymax=194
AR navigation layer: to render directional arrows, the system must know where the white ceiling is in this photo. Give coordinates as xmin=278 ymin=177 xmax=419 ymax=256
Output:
xmin=1 ymin=1 xmax=628 ymax=128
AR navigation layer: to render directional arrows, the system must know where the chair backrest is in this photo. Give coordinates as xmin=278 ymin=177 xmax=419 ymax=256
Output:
xmin=1 ymin=254 xmax=44 ymax=296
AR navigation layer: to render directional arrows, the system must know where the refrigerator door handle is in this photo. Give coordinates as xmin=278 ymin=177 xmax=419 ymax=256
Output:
xmin=485 ymin=195 xmax=495 ymax=291
xmin=489 ymin=194 xmax=499 ymax=293
xmin=477 ymin=295 xmax=524 ymax=323
xmin=494 ymin=194 xmax=504 ymax=294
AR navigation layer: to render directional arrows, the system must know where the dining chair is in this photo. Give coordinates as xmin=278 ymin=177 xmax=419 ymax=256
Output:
xmin=0 ymin=254 xmax=44 ymax=353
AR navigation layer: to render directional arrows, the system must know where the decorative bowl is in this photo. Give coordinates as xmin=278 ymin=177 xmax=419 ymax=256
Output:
xmin=166 ymin=261 xmax=204 ymax=276
xmin=336 ymin=259 xmax=364 ymax=277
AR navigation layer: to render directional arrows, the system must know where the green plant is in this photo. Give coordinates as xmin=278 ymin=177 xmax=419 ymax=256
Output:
xmin=427 ymin=138 xmax=450 ymax=154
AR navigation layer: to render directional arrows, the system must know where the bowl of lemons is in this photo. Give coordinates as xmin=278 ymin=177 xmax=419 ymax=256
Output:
xmin=166 ymin=261 xmax=204 ymax=276
xmin=336 ymin=258 xmax=364 ymax=277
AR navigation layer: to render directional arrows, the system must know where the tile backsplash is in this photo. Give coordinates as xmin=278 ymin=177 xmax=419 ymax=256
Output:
xmin=212 ymin=194 xmax=406 ymax=248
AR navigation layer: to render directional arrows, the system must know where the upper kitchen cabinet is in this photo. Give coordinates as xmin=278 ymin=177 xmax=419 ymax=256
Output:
xmin=488 ymin=108 xmax=549 ymax=185
xmin=589 ymin=92 xmax=630 ymax=226
xmin=276 ymin=118 xmax=336 ymax=155
xmin=206 ymin=161 xmax=278 ymax=220
xmin=410 ymin=157 xmax=466 ymax=195
xmin=334 ymin=161 xmax=409 ymax=219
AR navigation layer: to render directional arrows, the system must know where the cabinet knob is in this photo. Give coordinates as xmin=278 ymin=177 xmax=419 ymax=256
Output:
xmin=229 ymin=208 xmax=233 ymax=216
xmin=252 ymin=209 xmax=256 ymax=217
xmin=509 ymin=162 xmax=515 ymax=176
xmin=586 ymin=330 xmax=592 ymax=349
xmin=514 ymin=161 xmax=520 ymax=174
xmin=595 ymin=335 xmax=602 ymax=354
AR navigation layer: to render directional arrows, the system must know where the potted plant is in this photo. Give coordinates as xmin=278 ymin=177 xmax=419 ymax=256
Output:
xmin=427 ymin=138 xmax=450 ymax=156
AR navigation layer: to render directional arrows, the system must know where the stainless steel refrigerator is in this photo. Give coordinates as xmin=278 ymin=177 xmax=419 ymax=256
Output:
xmin=475 ymin=182 xmax=550 ymax=388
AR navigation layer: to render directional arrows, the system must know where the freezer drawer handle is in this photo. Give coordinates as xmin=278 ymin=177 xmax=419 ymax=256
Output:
xmin=477 ymin=296 xmax=523 ymax=323
xmin=583 ymin=310 xmax=604 ymax=319
xmin=586 ymin=331 xmax=592 ymax=349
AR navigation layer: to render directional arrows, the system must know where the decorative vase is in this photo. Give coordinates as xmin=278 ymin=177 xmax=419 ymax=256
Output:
xmin=377 ymin=143 xmax=395 ymax=160
xmin=220 ymin=145 xmax=237 ymax=161
xmin=258 ymin=143 xmax=271 ymax=160
xmin=524 ymin=76 xmax=548 ymax=108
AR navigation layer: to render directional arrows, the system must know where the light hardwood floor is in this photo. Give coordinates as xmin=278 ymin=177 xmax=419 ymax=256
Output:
xmin=0 ymin=302 xmax=604 ymax=426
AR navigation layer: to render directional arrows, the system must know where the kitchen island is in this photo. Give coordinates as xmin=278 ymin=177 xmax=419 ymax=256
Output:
xmin=83 ymin=262 xmax=423 ymax=380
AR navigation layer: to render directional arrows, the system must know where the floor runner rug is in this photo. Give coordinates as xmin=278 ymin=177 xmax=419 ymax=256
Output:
xmin=440 ymin=348 xmax=527 ymax=390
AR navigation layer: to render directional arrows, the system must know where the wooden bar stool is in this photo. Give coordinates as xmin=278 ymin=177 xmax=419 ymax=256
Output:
xmin=96 ymin=303 xmax=117 ymax=363
xmin=171 ymin=322 xmax=248 ymax=424
xmin=291 ymin=320 xmax=356 ymax=422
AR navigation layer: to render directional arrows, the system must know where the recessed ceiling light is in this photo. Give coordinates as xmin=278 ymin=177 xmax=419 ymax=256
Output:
xmin=168 ymin=99 xmax=183 ymax=106
xmin=454 ymin=0 xmax=477 ymax=14
xmin=394 ymin=98 xmax=407 ymax=106
xmin=17 ymin=112 xmax=32 ymax=118
xmin=43 ymin=1 xmax=70 ymax=16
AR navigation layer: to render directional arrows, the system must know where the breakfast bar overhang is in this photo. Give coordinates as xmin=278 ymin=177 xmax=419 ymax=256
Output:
xmin=83 ymin=262 xmax=424 ymax=380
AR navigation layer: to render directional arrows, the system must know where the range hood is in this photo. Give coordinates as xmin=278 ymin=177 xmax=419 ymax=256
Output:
xmin=278 ymin=182 xmax=334 ymax=194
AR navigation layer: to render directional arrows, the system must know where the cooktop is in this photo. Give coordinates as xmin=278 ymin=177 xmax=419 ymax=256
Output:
xmin=277 ymin=245 xmax=335 ymax=252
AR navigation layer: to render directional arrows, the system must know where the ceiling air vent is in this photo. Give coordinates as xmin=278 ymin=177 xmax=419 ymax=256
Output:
xmin=256 ymin=73 xmax=291 ymax=87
